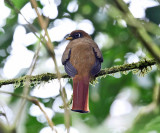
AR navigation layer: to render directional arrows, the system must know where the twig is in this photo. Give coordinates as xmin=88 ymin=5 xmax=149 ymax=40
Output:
xmin=0 ymin=90 xmax=56 ymax=131
xmin=0 ymin=111 xmax=6 ymax=117
xmin=13 ymin=41 xmax=41 ymax=128
xmin=0 ymin=105 xmax=10 ymax=126
xmin=0 ymin=59 xmax=157 ymax=87
xmin=126 ymin=71 xmax=160 ymax=132
xmin=5 ymin=0 xmax=41 ymax=40
xmin=110 ymin=0 xmax=160 ymax=64
xmin=30 ymin=98 xmax=55 ymax=131
xmin=4 ymin=0 xmax=56 ymax=131
xmin=4 ymin=0 xmax=51 ymax=50
xmin=29 ymin=0 xmax=70 ymax=132
xmin=153 ymin=72 xmax=160 ymax=105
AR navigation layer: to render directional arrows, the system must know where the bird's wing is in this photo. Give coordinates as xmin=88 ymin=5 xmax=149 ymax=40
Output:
xmin=92 ymin=45 xmax=103 ymax=62
xmin=62 ymin=48 xmax=71 ymax=65
xmin=62 ymin=48 xmax=77 ymax=77
xmin=91 ymin=46 xmax=103 ymax=76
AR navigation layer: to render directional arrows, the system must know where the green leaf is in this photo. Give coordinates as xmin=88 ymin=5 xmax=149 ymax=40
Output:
xmin=142 ymin=116 xmax=160 ymax=133
xmin=25 ymin=115 xmax=44 ymax=133
xmin=127 ymin=112 xmax=160 ymax=133
xmin=52 ymin=113 xmax=65 ymax=125
xmin=12 ymin=0 xmax=28 ymax=10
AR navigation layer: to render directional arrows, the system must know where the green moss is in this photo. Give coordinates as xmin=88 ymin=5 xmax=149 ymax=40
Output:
xmin=0 ymin=59 xmax=157 ymax=88
xmin=90 ymin=77 xmax=99 ymax=86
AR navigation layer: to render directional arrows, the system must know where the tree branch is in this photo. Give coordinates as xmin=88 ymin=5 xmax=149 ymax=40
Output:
xmin=111 ymin=0 xmax=160 ymax=64
xmin=0 ymin=59 xmax=156 ymax=87
xmin=0 ymin=90 xmax=56 ymax=132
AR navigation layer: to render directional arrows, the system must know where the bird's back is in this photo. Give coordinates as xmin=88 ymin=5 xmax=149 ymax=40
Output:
xmin=69 ymin=38 xmax=96 ymax=76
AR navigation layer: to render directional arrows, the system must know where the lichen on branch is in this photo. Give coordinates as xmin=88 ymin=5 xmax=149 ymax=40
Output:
xmin=97 ymin=59 xmax=156 ymax=77
xmin=0 ymin=59 xmax=156 ymax=88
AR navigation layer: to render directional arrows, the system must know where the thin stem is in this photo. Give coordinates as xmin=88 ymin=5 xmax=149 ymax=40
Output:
xmin=30 ymin=0 xmax=70 ymax=131
xmin=0 ymin=90 xmax=56 ymax=132
xmin=13 ymin=41 xmax=41 ymax=128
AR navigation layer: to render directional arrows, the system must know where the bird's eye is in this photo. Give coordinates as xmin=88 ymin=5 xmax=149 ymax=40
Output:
xmin=74 ymin=33 xmax=81 ymax=39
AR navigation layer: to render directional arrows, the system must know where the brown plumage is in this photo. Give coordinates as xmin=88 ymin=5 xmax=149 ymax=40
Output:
xmin=62 ymin=30 xmax=103 ymax=113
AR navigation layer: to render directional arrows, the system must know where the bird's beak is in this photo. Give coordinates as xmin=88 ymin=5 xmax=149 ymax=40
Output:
xmin=66 ymin=35 xmax=73 ymax=40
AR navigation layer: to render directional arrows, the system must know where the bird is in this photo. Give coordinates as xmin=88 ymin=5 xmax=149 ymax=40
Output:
xmin=62 ymin=30 xmax=103 ymax=113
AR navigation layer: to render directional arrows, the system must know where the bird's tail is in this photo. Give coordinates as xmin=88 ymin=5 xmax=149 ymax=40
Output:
xmin=72 ymin=75 xmax=90 ymax=113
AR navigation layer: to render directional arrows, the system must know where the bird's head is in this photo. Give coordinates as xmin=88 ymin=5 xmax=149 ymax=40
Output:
xmin=66 ymin=30 xmax=92 ymax=41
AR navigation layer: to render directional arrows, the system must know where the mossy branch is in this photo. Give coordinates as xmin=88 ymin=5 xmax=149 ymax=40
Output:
xmin=0 ymin=59 xmax=156 ymax=88
xmin=97 ymin=59 xmax=156 ymax=77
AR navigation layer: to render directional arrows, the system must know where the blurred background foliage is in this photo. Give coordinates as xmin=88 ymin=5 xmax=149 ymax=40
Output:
xmin=0 ymin=0 xmax=160 ymax=133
